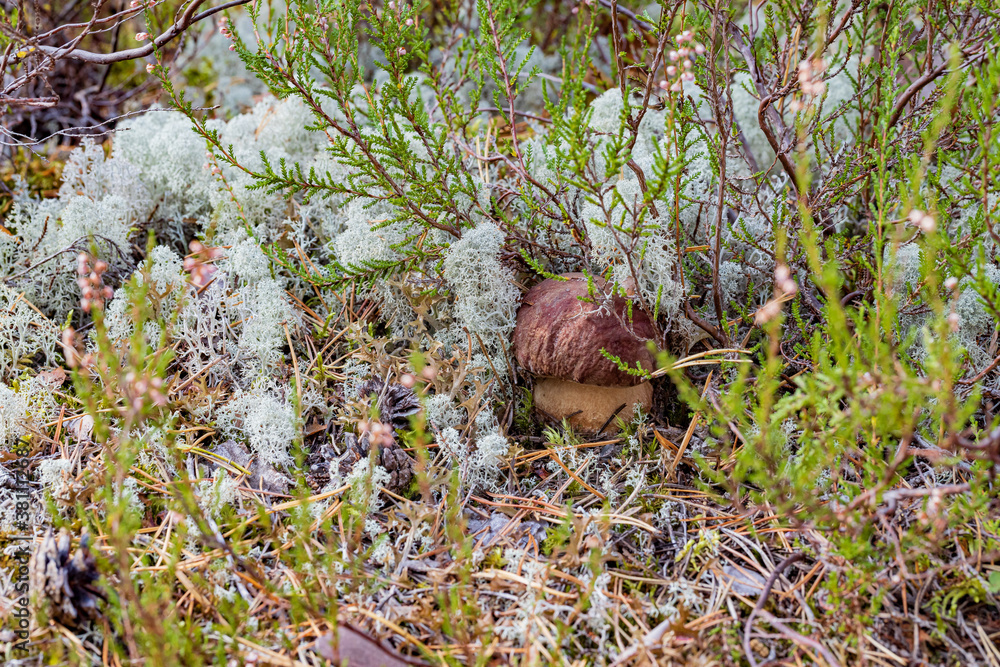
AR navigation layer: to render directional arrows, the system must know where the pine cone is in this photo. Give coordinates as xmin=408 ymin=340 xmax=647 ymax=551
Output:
xmin=356 ymin=378 xmax=422 ymax=431
xmin=354 ymin=377 xmax=420 ymax=491
xmin=306 ymin=378 xmax=420 ymax=492
xmin=341 ymin=432 xmax=414 ymax=492
xmin=307 ymin=435 xmax=414 ymax=493
xmin=379 ymin=440 xmax=414 ymax=491
xmin=29 ymin=529 xmax=103 ymax=626
xmin=304 ymin=441 xmax=340 ymax=491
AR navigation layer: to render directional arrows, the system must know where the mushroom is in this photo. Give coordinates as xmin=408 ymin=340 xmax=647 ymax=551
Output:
xmin=512 ymin=273 xmax=658 ymax=433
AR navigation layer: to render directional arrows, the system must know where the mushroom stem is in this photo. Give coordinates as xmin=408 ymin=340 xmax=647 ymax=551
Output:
xmin=533 ymin=377 xmax=653 ymax=433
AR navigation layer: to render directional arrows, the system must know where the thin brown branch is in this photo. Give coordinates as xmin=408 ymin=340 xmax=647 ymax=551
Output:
xmin=33 ymin=0 xmax=250 ymax=65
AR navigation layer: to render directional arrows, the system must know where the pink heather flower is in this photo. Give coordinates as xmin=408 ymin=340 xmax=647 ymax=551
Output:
xmin=368 ymin=421 xmax=394 ymax=448
xmin=62 ymin=329 xmax=79 ymax=368
xmin=76 ymin=253 xmax=112 ymax=312
xmin=944 ymin=276 xmax=959 ymax=290
xmin=136 ymin=32 xmax=150 ymax=41
xmin=146 ymin=63 xmax=155 ymax=73
xmin=775 ymin=264 xmax=797 ymax=295
xmin=185 ymin=240 xmax=223 ymax=289
xmin=754 ymin=299 xmax=783 ymax=325
xmin=666 ymin=66 xmax=676 ymax=76
xmin=909 ymin=208 xmax=936 ymax=233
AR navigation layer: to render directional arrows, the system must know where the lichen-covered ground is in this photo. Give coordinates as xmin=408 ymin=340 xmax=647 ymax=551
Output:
xmin=3 ymin=1 xmax=1000 ymax=665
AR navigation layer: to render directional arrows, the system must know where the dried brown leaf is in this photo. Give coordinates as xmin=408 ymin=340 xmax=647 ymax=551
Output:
xmin=315 ymin=624 xmax=428 ymax=667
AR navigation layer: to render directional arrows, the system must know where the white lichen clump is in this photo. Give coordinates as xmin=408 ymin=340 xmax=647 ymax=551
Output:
xmin=425 ymin=393 xmax=465 ymax=431
xmin=113 ymin=111 xmax=218 ymax=245
xmin=234 ymin=278 xmax=296 ymax=377
xmin=344 ymin=458 xmax=391 ymax=515
xmin=0 ymin=383 xmax=28 ymax=450
xmin=1 ymin=143 xmax=152 ymax=320
xmin=442 ymin=222 xmax=520 ymax=359
xmin=438 ymin=426 xmax=510 ymax=491
xmin=37 ymin=458 xmax=76 ymax=503
xmin=198 ymin=471 xmax=241 ymax=520
xmin=216 ymin=382 xmax=298 ymax=467
xmin=0 ymin=284 xmax=60 ymax=381
xmin=580 ymin=179 xmax=685 ymax=321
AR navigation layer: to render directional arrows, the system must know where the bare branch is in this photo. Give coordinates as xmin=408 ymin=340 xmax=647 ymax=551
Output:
xmin=32 ymin=0 xmax=250 ymax=65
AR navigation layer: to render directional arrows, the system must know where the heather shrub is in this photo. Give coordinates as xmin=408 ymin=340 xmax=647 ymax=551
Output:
xmin=2 ymin=0 xmax=1000 ymax=664
xmin=155 ymin=0 xmax=1000 ymax=658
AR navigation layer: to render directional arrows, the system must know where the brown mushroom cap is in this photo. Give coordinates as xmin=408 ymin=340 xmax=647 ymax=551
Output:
xmin=513 ymin=273 xmax=658 ymax=387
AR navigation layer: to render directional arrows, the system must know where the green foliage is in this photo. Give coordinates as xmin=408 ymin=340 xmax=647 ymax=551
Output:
xmin=7 ymin=0 xmax=1000 ymax=663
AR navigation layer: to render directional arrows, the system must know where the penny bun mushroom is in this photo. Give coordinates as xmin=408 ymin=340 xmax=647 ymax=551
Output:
xmin=513 ymin=273 xmax=658 ymax=433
